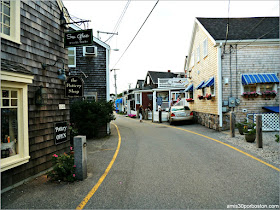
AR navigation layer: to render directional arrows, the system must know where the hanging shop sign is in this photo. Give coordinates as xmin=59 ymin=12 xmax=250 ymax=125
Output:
xmin=64 ymin=29 xmax=93 ymax=47
xmin=65 ymin=76 xmax=84 ymax=98
xmin=54 ymin=122 xmax=68 ymax=145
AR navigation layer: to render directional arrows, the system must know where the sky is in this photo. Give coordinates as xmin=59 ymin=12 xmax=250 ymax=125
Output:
xmin=63 ymin=0 xmax=279 ymax=94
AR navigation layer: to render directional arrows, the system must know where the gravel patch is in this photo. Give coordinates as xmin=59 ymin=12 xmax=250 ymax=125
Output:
xmin=218 ymin=129 xmax=280 ymax=166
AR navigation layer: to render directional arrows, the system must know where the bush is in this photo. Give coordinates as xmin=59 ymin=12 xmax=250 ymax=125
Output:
xmin=276 ymin=134 xmax=279 ymax=143
xmin=70 ymin=100 xmax=115 ymax=139
xmin=47 ymin=149 xmax=76 ymax=182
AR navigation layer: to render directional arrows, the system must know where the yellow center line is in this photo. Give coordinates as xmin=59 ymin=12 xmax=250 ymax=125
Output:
xmin=141 ymin=119 xmax=279 ymax=172
xmin=76 ymin=122 xmax=121 ymax=210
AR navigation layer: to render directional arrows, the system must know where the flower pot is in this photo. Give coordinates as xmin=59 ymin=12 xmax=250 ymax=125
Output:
xmin=245 ymin=133 xmax=256 ymax=143
xmin=238 ymin=127 xmax=244 ymax=135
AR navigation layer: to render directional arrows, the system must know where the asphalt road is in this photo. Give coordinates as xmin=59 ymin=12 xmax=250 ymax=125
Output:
xmin=84 ymin=115 xmax=279 ymax=209
xmin=1 ymin=114 xmax=279 ymax=209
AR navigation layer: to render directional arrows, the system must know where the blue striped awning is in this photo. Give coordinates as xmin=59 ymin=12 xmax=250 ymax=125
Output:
xmin=184 ymin=84 xmax=193 ymax=92
xmin=242 ymin=73 xmax=280 ymax=85
xmin=196 ymin=81 xmax=205 ymax=89
xmin=262 ymin=106 xmax=279 ymax=113
xmin=202 ymin=76 xmax=214 ymax=88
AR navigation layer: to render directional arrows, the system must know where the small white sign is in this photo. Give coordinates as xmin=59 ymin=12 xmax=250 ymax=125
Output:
xmin=59 ymin=104 xmax=66 ymax=110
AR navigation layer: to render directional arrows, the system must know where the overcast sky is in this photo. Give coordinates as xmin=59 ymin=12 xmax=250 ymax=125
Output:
xmin=63 ymin=0 xmax=279 ymax=94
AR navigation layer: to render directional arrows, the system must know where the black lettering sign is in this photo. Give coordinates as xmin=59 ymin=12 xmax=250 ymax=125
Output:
xmin=65 ymin=76 xmax=84 ymax=98
xmin=64 ymin=29 xmax=93 ymax=47
xmin=54 ymin=122 xmax=68 ymax=145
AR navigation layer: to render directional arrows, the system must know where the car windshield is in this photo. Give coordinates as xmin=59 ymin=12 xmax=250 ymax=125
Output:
xmin=171 ymin=107 xmax=185 ymax=111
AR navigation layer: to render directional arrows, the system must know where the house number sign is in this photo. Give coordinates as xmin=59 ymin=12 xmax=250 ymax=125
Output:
xmin=54 ymin=121 xmax=68 ymax=145
xmin=65 ymin=76 xmax=84 ymax=98
xmin=64 ymin=29 xmax=93 ymax=47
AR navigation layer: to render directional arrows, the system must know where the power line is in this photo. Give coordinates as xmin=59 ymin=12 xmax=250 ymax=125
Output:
xmin=106 ymin=0 xmax=131 ymax=43
xmin=112 ymin=0 xmax=159 ymax=69
xmin=238 ymin=25 xmax=279 ymax=50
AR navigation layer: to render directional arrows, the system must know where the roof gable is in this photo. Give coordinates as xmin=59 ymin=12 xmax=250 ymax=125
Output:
xmin=148 ymin=71 xmax=178 ymax=84
xmin=197 ymin=17 xmax=279 ymax=41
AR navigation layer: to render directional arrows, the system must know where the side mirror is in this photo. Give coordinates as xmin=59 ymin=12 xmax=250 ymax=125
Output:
xmin=184 ymin=106 xmax=190 ymax=110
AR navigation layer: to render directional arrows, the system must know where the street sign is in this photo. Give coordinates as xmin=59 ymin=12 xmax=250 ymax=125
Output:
xmin=64 ymin=29 xmax=93 ymax=47
xmin=65 ymin=76 xmax=84 ymax=98
xmin=54 ymin=121 xmax=68 ymax=145
xmin=157 ymin=97 xmax=163 ymax=105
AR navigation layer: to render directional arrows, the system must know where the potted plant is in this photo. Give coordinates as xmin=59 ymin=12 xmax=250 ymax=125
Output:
xmin=243 ymin=121 xmax=256 ymax=143
xmin=244 ymin=128 xmax=256 ymax=143
xmin=186 ymin=98 xmax=194 ymax=102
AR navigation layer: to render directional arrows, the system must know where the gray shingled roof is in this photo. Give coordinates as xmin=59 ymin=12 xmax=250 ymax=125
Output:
xmin=148 ymin=71 xmax=178 ymax=84
xmin=136 ymin=80 xmax=144 ymax=89
xmin=197 ymin=17 xmax=279 ymax=41
xmin=1 ymin=59 xmax=33 ymax=75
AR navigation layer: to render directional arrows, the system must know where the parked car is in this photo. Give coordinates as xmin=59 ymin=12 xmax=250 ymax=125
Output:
xmin=168 ymin=103 xmax=193 ymax=125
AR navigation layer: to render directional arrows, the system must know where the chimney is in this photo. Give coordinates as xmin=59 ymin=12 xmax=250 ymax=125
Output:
xmin=168 ymin=70 xmax=171 ymax=72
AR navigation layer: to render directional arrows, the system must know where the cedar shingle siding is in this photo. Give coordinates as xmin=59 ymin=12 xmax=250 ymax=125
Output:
xmin=1 ymin=1 xmax=70 ymax=190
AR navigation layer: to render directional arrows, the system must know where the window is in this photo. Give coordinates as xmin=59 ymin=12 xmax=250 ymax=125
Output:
xmin=68 ymin=47 xmax=76 ymax=67
xmin=203 ymin=38 xmax=208 ymax=58
xmin=202 ymin=88 xmax=206 ymax=96
xmin=1 ymin=71 xmax=33 ymax=172
xmin=189 ymin=91 xmax=194 ymax=99
xmin=0 ymin=0 xmax=20 ymax=44
xmin=210 ymin=85 xmax=215 ymax=96
xmin=244 ymin=84 xmax=256 ymax=93
xmin=196 ymin=46 xmax=200 ymax=62
xmin=260 ymin=84 xmax=273 ymax=93
xmin=136 ymin=93 xmax=140 ymax=104
xmin=1 ymin=89 xmax=18 ymax=159
xmin=191 ymin=51 xmax=195 ymax=67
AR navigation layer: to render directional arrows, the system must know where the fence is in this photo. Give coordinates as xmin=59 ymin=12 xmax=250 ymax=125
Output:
xmin=247 ymin=113 xmax=279 ymax=131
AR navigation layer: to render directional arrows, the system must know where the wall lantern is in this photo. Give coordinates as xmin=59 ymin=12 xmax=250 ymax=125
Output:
xmin=42 ymin=58 xmax=67 ymax=81
xmin=35 ymin=86 xmax=44 ymax=106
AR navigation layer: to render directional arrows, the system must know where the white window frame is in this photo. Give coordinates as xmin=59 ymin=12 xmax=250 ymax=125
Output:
xmin=191 ymin=51 xmax=195 ymax=67
xmin=241 ymin=83 xmax=277 ymax=95
xmin=196 ymin=46 xmax=200 ymax=63
xmin=135 ymin=93 xmax=141 ymax=104
xmin=1 ymin=71 xmax=33 ymax=172
xmin=68 ymin=47 xmax=76 ymax=67
xmin=203 ymin=38 xmax=208 ymax=58
xmin=210 ymin=85 xmax=215 ymax=96
xmin=0 ymin=0 xmax=21 ymax=44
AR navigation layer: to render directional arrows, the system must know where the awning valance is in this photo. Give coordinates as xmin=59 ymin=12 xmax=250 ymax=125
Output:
xmin=242 ymin=73 xmax=280 ymax=85
xmin=185 ymin=84 xmax=193 ymax=92
xmin=196 ymin=81 xmax=205 ymax=89
xmin=262 ymin=106 xmax=279 ymax=113
xmin=202 ymin=76 xmax=214 ymax=88
xmin=115 ymin=98 xmax=123 ymax=104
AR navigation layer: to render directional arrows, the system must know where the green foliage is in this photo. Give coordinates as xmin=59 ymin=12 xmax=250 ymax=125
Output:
xmin=70 ymin=100 xmax=115 ymax=139
xmin=235 ymin=118 xmax=247 ymax=129
xmin=276 ymin=134 xmax=279 ymax=143
xmin=47 ymin=150 xmax=76 ymax=182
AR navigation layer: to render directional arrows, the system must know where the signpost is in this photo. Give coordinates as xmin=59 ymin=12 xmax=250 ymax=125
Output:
xmin=64 ymin=29 xmax=93 ymax=47
xmin=65 ymin=76 xmax=84 ymax=98
xmin=54 ymin=122 xmax=68 ymax=145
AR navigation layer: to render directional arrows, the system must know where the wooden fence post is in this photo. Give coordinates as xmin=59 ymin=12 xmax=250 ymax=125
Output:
xmin=256 ymin=114 xmax=263 ymax=148
xmin=230 ymin=111 xmax=235 ymax=137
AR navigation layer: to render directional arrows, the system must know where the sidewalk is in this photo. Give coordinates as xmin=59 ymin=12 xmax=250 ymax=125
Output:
xmin=219 ymin=129 xmax=279 ymax=166
xmin=1 ymin=125 xmax=119 ymax=209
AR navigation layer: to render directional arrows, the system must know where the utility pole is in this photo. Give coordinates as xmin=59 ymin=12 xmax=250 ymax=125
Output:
xmin=110 ymin=69 xmax=120 ymax=98
xmin=128 ymin=83 xmax=132 ymax=89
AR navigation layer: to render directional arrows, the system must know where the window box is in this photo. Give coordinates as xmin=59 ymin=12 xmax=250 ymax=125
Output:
xmin=198 ymin=95 xmax=204 ymax=100
xmin=186 ymin=98 xmax=194 ymax=102
xmin=261 ymin=90 xmax=277 ymax=100
xmin=205 ymin=93 xmax=213 ymax=100
xmin=242 ymin=91 xmax=258 ymax=99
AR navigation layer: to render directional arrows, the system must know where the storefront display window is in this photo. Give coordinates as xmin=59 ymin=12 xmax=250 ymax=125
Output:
xmin=1 ymin=89 xmax=18 ymax=159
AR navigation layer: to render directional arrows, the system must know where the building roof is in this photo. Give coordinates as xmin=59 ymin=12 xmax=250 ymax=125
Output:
xmin=197 ymin=17 xmax=279 ymax=41
xmin=1 ymin=59 xmax=33 ymax=75
xmin=136 ymin=80 xmax=144 ymax=89
xmin=148 ymin=71 xmax=178 ymax=84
